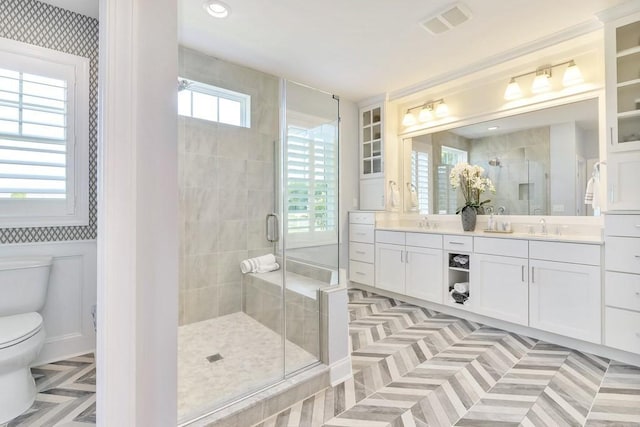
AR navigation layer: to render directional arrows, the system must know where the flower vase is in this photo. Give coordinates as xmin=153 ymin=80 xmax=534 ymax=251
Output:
xmin=460 ymin=206 xmax=477 ymax=231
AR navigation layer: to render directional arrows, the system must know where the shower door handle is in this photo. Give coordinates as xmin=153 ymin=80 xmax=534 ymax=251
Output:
xmin=266 ymin=214 xmax=279 ymax=242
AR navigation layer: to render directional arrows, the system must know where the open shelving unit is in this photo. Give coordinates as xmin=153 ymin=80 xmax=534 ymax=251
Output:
xmin=446 ymin=252 xmax=471 ymax=308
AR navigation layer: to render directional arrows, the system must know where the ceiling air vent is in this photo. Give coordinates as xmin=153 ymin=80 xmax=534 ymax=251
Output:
xmin=420 ymin=3 xmax=472 ymax=35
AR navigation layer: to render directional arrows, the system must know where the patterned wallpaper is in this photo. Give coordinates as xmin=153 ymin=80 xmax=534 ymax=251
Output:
xmin=0 ymin=0 xmax=98 ymax=243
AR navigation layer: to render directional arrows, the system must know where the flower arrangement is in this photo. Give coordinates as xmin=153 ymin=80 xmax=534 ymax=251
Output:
xmin=449 ymin=162 xmax=495 ymax=213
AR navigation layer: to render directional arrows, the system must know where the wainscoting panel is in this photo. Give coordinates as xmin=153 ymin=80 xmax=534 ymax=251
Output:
xmin=0 ymin=240 xmax=97 ymax=364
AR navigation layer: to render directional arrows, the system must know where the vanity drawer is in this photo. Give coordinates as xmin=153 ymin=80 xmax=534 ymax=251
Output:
xmin=605 ymin=271 xmax=640 ymax=312
xmin=349 ymin=260 xmax=374 ymax=286
xmin=605 ymin=307 xmax=640 ymax=354
xmin=605 ymin=214 xmax=640 ymax=238
xmin=350 ymin=242 xmax=374 ymax=263
xmin=529 ymin=241 xmax=601 ymax=266
xmin=605 ymin=237 xmax=640 ymax=274
xmin=376 ymin=230 xmax=405 ymax=245
xmin=443 ymin=235 xmax=473 ymax=252
xmin=350 ymin=211 xmax=375 ymax=225
xmin=474 ymin=237 xmax=528 ymax=258
xmin=350 ymin=224 xmax=374 ymax=244
xmin=406 ymin=232 xmax=442 ymax=249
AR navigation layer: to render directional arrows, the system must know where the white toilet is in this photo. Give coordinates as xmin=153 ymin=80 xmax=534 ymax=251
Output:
xmin=0 ymin=256 xmax=52 ymax=424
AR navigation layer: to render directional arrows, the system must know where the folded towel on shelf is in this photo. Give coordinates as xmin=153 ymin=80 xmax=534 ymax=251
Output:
xmin=454 ymin=282 xmax=469 ymax=293
xmin=240 ymin=254 xmax=278 ymax=274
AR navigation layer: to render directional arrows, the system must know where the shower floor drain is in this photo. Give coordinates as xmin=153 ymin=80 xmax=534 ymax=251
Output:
xmin=206 ymin=353 xmax=223 ymax=363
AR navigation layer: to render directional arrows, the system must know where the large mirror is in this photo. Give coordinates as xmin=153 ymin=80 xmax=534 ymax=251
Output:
xmin=402 ymin=98 xmax=600 ymax=216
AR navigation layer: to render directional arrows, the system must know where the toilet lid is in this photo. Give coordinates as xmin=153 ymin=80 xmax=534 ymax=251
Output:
xmin=0 ymin=312 xmax=43 ymax=350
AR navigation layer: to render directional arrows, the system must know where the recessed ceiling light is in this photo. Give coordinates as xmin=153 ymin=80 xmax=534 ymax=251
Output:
xmin=488 ymin=126 xmax=499 ymax=131
xmin=203 ymin=0 xmax=230 ymax=18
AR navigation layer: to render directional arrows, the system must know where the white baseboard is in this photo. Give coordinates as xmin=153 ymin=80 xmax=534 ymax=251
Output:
xmin=328 ymin=356 xmax=352 ymax=386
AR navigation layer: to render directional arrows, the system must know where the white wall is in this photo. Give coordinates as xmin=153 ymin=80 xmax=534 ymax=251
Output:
xmin=0 ymin=241 xmax=97 ymax=365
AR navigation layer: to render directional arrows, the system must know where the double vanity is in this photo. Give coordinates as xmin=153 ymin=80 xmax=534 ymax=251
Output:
xmin=348 ymin=211 xmax=640 ymax=364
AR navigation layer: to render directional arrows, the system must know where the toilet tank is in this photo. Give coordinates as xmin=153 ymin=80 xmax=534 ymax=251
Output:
xmin=0 ymin=256 xmax=52 ymax=316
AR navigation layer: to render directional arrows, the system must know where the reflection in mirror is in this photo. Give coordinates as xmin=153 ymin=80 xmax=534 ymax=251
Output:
xmin=402 ymin=98 xmax=600 ymax=216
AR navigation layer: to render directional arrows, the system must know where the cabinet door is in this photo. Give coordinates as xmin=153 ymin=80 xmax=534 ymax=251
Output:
xmin=529 ymin=259 xmax=601 ymax=343
xmin=608 ymin=152 xmax=640 ymax=211
xmin=405 ymin=246 xmax=443 ymax=303
xmin=472 ymin=254 xmax=528 ymax=325
xmin=375 ymin=243 xmax=405 ymax=293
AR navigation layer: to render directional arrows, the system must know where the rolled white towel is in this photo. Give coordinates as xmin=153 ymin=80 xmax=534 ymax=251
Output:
xmin=256 ymin=262 xmax=280 ymax=273
xmin=240 ymin=254 xmax=277 ymax=274
xmin=454 ymin=282 xmax=469 ymax=293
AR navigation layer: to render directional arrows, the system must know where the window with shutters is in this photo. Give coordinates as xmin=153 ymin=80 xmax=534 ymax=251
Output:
xmin=411 ymin=150 xmax=429 ymax=213
xmin=438 ymin=146 xmax=468 ymax=214
xmin=285 ymin=120 xmax=338 ymax=246
xmin=0 ymin=38 xmax=89 ymax=227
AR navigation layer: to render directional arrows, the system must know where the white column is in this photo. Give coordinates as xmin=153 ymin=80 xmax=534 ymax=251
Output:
xmin=97 ymin=0 xmax=178 ymax=425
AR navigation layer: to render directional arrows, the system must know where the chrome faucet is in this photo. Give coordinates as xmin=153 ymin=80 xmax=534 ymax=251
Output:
xmin=539 ymin=218 xmax=547 ymax=235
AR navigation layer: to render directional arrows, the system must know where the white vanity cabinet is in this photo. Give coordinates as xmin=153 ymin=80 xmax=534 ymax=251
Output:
xmin=348 ymin=212 xmax=376 ymax=286
xmin=604 ymin=214 xmax=640 ymax=354
xmin=528 ymin=241 xmax=602 ymax=343
xmin=471 ymin=238 xmax=529 ymax=326
xmin=375 ymin=231 xmax=405 ymax=294
xmin=608 ymin=151 xmax=640 ymax=211
xmin=375 ymin=231 xmax=443 ymax=302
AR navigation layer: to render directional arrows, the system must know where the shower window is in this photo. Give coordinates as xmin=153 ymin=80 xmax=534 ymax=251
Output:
xmin=0 ymin=38 xmax=89 ymax=227
xmin=177 ymin=78 xmax=251 ymax=128
xmin=285 ymin=121 xmax=338 ymax=247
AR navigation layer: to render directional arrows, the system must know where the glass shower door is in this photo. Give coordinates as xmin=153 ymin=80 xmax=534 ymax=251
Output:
xmin=279 ymin=80 xmax=339 ymax=375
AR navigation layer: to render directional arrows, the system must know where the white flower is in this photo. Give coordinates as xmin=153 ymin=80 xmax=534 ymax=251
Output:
xmin=448 ymin=161 xmax=495 ymax=208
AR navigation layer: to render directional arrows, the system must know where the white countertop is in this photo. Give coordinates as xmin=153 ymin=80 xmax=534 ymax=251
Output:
xmin=375 ymin=225 xmax=604 ymax=245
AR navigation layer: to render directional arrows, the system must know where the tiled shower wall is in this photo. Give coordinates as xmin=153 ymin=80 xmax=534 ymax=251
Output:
xmin=178 ymin=47 xmax=279 ymax=325
xmin=469 ymin=127 xmax=550 ymax=215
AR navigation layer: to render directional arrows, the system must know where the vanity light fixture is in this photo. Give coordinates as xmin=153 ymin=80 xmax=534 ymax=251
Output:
xmin=402 ymin=98 xmax=448 ymax=126
xmin=402 ymin=110 xmax=417 ymax=126
xmin=503 ymin=59 xmax=583 ymax=100
xmin=531 ymin=67 xmax=552 ymax=94
xmin=203 ymin=0 xmax=231 ymax=18
xmin=504 ymin=78 xmax=523 ymax=100
xmin=562 ymin=60 xmax=584 ymax=86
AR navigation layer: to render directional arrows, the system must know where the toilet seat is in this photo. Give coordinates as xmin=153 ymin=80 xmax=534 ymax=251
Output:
xmin=0 ymin=313 xmax=43 ymax=350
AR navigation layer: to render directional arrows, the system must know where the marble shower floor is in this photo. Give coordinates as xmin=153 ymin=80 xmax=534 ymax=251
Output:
xmin=178 ymin=311 xmax=316 ymax=421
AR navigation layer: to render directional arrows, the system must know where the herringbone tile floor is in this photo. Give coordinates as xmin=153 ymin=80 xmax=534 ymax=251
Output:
xmin=253 ymin=289 xmax=640 ymax=427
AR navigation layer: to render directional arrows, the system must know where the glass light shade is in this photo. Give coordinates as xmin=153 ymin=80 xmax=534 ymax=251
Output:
xmin=418 ymin=106 xmax=433 ymax=122
xmin=504 ymin=79 xmax=523 ymax=100
xmin=562 ymin=62 xmax=583 ymax=86
xmin=203 ymin=0 xmax=230 ymax=18
xmin=402 ymin=111 xmax=417 ymax=127
xmin=435 ymin=101 xmax=449 ymax=118
xmin=531 ymin=72 xmax=551 ymax=93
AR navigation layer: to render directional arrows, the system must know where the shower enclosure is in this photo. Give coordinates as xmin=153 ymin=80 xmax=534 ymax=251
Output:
xmin=176 ymin=47 xmax=340 ymax=424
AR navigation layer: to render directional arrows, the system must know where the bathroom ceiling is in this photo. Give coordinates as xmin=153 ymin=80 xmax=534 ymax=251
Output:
xmin=180 ymin=0 xmax=627 ymax=102
xmin=39 ymin=0 xmax=628 ymax=102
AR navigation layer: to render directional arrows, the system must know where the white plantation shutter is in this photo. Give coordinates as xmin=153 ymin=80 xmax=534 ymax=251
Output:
xmin=0 ymin=68 xmax=68 ymax=199
xmin=0 ymin=38 xmax=89 ymax=227
xmin=286 ymin=123 xmax=337 ymax=241
xmin=411 ymin=150 xmax=429 ymax=213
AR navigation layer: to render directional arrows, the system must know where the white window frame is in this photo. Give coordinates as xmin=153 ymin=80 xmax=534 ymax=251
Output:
xmin=178 ymin=78 xmax=251 ymax=128
xmin=0 ymin=38 xmax=89 ymax=228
